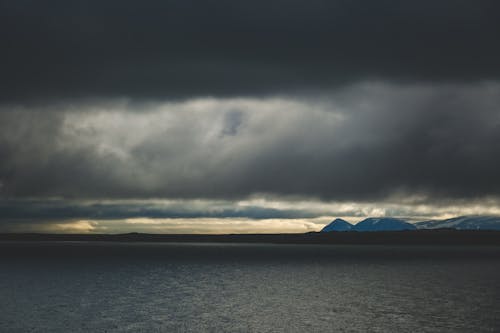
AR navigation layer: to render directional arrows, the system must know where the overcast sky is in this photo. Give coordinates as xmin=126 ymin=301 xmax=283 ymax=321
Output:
xmin=1 ymin=0 xmax=500 ymax=233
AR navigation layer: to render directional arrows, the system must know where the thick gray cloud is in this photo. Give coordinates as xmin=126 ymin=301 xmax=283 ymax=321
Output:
xmin=0 ymin=199 xmax=317 ymax=220
xmin=1 ymin=0 xmax=500 ymax=102
xmin=1 ymin=1 xmax=500 ymax=231
xmin=1 ymin=82 xmax=499 ymax=201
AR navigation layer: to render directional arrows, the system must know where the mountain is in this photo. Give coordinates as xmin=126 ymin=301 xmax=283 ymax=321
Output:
xmin=320 ymin=215 xmax=500 ymax=233
xmin=353 ymin=217 xmax=417 ymax=232
xmin=415 ymin=216 xmax=500 ymax=230
xmin=321 ymin=218 xmax=353 ymax=232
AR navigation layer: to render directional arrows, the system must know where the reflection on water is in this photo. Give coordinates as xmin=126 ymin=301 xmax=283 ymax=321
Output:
xmin=0 ymin=242 xmax=499 ymax=332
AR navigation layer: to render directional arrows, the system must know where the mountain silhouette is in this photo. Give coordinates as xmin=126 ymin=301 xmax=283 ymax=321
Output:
xmin=321 ymin=218 xmax=353 ymax=232
xmin=415 ymin=216 xmax=500 ymax=230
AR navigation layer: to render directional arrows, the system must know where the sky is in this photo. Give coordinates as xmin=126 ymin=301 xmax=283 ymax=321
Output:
xmin=1 ymin=0 xmax=500 ymax=233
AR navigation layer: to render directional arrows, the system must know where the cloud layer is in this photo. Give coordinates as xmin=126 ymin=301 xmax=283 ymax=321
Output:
xmin=1 ymin=82 xmax=500 ymax=201
xmin=1 ymin=0 xmax=500 ymax=102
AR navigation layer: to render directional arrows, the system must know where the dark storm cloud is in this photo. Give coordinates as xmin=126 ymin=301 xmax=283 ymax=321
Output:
xmin=0 ymin=82 xmax=499 ymax=201
xmin=1 ymin=0 xmax=500 ymax=102
xmin=0 ymin=199 xmax=316 ymax=220
xmin=1 ymin=0 xmax=500 ymax=229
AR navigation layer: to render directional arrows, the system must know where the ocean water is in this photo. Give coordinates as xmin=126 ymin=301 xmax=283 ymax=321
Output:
xmin=0 ymin=242 xmax=499 ymax=332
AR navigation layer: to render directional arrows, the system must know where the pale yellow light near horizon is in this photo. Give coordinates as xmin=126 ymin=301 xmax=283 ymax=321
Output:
xmin=16 ymin=194 xmax=500 ymax=234
xmin=45 ymin=217 xmax=335 ymax=234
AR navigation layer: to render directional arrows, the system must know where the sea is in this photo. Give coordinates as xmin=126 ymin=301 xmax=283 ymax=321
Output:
xmin=0 ymin=242 xmax=499 ymax=332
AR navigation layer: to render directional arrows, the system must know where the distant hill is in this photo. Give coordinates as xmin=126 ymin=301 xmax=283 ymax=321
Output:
xmin=320 ymin=215 xmax=500 ymax=232
xmin=353 ymin=217 xmax=417 ymax=232
xmin=321 ymin=217 xmax=417 ymax=232
xmin=321 ymin=218 xmax=353 ymax=232
xmin=415 ymin=216 xmax=500 ymax=230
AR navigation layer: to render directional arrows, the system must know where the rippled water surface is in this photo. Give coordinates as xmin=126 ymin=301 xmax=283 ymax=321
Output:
xmin=1 ymin=242 xmax=499 ymax=332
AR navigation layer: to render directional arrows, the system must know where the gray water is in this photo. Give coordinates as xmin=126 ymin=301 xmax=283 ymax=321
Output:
xmin=0 ymin=242 xmax=499 ymax=332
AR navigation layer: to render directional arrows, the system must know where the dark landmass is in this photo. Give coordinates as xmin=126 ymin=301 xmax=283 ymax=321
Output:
xmin=1 ymin=230 xmax=500 ymax=246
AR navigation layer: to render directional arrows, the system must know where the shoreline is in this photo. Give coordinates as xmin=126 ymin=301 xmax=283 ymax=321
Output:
xmin=1 ymin=229 xmax=500 ymax=245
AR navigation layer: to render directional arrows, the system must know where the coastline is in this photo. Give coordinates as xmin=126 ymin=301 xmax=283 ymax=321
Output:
xmin=2 ymin=229 xmax=500 ymax=245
